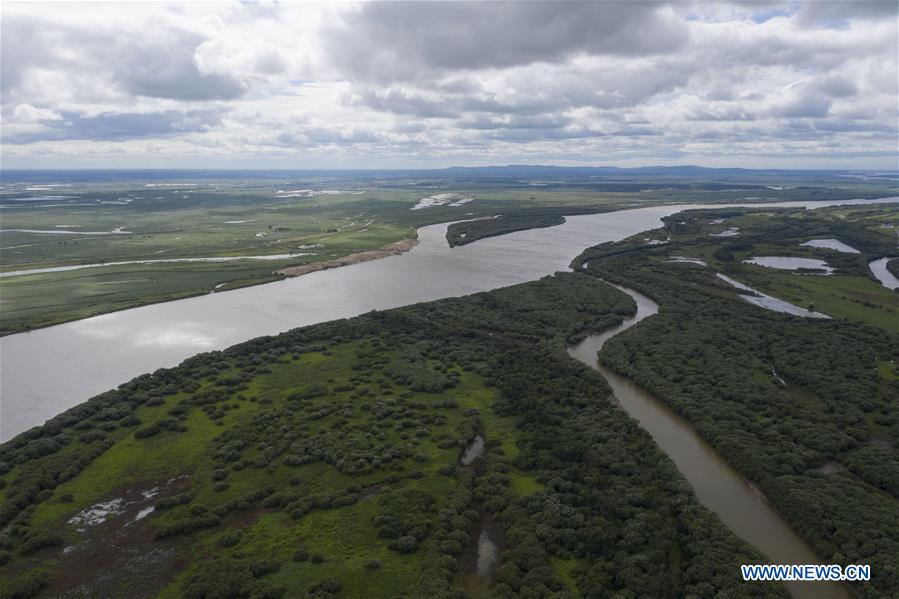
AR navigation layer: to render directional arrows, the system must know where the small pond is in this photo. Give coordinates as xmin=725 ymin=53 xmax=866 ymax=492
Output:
xmin=744 ymin=256 xmax=834 ymax=274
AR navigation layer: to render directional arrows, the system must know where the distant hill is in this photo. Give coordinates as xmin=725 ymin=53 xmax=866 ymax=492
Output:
xmin=1 ymin=165 xmax=896 ymax=184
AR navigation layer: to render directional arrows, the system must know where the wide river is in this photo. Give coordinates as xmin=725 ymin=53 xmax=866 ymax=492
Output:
xmin=1 ymin=196 xmax=896 ymax=441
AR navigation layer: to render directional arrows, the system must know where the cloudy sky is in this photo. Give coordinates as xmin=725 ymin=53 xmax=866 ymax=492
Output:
xmin=1 ymin=1 xmax=897 ymax=169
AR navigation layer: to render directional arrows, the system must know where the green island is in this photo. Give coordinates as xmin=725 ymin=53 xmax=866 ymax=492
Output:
xmin=1 ymin=273 xmax=786 ymax=598
xmin=445 ymin=208 xmax=604 ymax=247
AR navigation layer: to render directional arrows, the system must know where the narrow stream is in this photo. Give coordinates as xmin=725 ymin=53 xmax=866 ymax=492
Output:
xmin=566 ymin=283 xmax=851 ymax=599
xmin=459 ymin=434 xmax=504 ymax=582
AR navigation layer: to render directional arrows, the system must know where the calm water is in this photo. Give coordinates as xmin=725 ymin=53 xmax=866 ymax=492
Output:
xmin=800 ymin=239 xmax=860 ymax=254
xmin=567 ymin=284 xmax=849 ymax=599
xmin=1 ymin=197 xmax=896 ymax=441
xmin=869 ymin=257 xmax=899 ymax=290
xmin=745 ymin=256 xmax=834 ymax=274
xmin=717 ymin=273 xmax=831 ymax=318
xmin=0 ymin=253 xmax=314 ymax=278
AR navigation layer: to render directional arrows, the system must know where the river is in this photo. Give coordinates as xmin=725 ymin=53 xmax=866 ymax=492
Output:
xmin=567 ymin=284 xmax=850 ymax=599
xmin=868 ymin=257 xmax=899 ymax=290
xmin=1 ymin=197 xmax=896 ymax=441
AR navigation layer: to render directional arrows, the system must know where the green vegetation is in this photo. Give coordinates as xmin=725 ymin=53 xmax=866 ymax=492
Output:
xmin=447 ymin=213 xmax=564 ymax=247
xmin=445 ymin=208 xmax=602 ymax=247
xmin=576 ymin=204 xmax=899 ymax=597
xmin=0 ymin=273 xmax=784 ymax=598
xmin=887 ymin=258 xmax=899 ymax=279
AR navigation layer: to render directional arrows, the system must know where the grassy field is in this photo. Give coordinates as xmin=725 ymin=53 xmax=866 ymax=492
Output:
xmin=2 ymin=338 xmax=516 ymax=597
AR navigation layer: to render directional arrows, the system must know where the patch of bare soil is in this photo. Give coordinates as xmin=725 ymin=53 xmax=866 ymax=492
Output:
xmin=42 ymin=475 xmax=192 ymax=598
xmin=275 ymin=238 xmax=418 ymax=278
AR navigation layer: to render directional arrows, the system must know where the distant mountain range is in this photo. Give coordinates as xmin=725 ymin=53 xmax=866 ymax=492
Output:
xmin=1 ymin=165 xmax=897 ymax=184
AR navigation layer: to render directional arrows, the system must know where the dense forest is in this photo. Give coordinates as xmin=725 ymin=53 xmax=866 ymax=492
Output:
xmin=576 ymin=205 xmax=899 ymax=598
xmin=0 ymin=273 xmax=784 ymax=598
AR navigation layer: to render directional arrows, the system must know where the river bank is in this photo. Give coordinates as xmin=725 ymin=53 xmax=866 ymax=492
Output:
xmin=275 ymin=238 xmax=418 ymax=277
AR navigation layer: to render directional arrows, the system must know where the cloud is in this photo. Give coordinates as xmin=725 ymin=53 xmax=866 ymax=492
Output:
xmin=3 ymin=109 xmax=226 ymax=144
xmin=0 ymin=1 xmax=896 ymax=169
xmin=796 ymin=0 xmax=898 ymax=26
xmin=113 ymin=29 xmax=247 ymax=101
xmin=11 ymin=104 xmax=63 ymax=122
xmin=325 ymin=1 xmax=689 ymax=83
xmin=1 ymin=13 xmax=247 ymax=104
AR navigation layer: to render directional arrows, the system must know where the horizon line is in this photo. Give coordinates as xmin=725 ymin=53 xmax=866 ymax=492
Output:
xmin=2 ymin=164 xmax=898 ymax=173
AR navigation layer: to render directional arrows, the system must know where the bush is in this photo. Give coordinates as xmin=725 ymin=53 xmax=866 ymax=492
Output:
xmin=5 ymin=569 xmax=50 ymax=599
xmin=388 ymin=535 xmax=418 ymax=554
xmin=307 ymin=577 xmax=342 ymax=598
xmin=217 ymin=530 xmax=242 ymax=547
xmin=19 ymin=532 xmax=62 ymax=555
xmin=134 ymin=424 xmax=161 ymax=439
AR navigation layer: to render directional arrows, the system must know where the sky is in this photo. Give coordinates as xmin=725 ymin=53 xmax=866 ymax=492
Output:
xmin=1 ymin=1 xmax=897 ymax=170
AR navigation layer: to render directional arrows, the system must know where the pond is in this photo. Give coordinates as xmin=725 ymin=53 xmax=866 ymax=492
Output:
xmin=744 ymin=256 xmax=834 ymax=274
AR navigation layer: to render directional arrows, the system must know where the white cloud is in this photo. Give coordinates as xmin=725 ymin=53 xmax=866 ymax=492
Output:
xmin=11 ymin=104 xmax=63 ymax=122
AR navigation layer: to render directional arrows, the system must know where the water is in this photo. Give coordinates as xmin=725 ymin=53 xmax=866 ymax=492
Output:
xmin=710 ymin=227 xmax=740 ymax=237
xmin=1 ymin=197 xmax=896 ymax=441
xmin=475 ymin=529 xmax=500 ymax=578
xmin=744 ymin=256 xmax=834 ymax=274
xmin=0 ymin=228 xmax=130 ymax=235
xmin=460 ymin=435 xmax=485 ymax=466
xmin=868 ymin=257 xmax=899 ymax=290
xmin=800 ymin=239 xmax=860 ymax=254
xmin=667 ymin=255 xmax=707 ymax=266
xmin=567 ymin=284 xmax=849 ymax=599
xmin=0 ymin=253 xmax=314 ymax=278
xmin=717 ymin=274 xmax=831 ymax=318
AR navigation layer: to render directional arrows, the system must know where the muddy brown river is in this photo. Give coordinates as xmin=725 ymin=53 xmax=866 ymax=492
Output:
xmin=567 ymin=283 xmax=850 ymax=599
